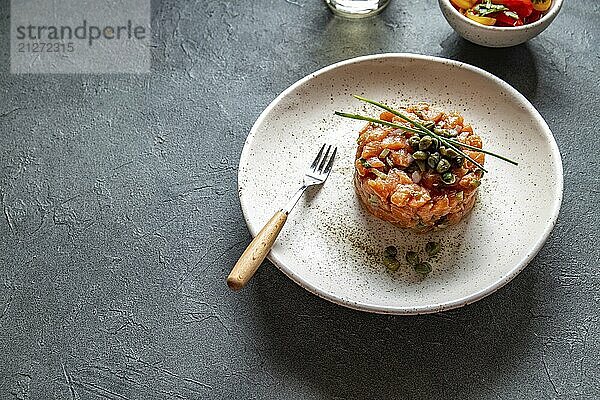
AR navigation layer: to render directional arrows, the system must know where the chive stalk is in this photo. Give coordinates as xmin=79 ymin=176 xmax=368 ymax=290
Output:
xmin=352 ymin=95 xmax=519 ymax=167
xmin=351 ymin=95 xmax=490 ymax=172
xmin=334 ymin=112 xmax=422 ymax=135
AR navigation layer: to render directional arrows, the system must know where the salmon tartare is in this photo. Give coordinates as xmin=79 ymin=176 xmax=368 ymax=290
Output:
xmin=353 ymin=103 xmax=485 ymax=232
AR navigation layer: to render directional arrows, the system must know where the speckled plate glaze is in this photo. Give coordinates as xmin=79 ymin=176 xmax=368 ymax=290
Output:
xmin=238 ymin=54 xmax=563 ymax=315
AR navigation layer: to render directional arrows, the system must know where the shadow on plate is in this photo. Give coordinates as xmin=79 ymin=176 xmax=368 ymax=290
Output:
xmin=248 ymin=262 xmax=541 ymax=399
xmin=438 ymin=33 xmax=538 ymax=100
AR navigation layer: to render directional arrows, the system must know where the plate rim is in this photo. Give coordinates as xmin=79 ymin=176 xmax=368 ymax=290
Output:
xmin=237 ymin=53 xmax=564 ymax=315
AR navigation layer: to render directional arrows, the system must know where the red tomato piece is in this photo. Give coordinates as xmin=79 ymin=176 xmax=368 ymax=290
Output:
xmin=494 ymin=11 xmax=524 ymax=26
xmin=524 ymin=10 xmax=543 ymax=23
xmin=494 ymin=0 xmax=533 ymax=18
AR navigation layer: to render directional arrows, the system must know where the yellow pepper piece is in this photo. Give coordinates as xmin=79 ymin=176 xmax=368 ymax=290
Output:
xmin=465 ymin=9 xmax=497 ymax=26
xmin=450 ymin=0 xmax=478 ymax=10
xmin=533 ymin=0 xmax=552 ymax=12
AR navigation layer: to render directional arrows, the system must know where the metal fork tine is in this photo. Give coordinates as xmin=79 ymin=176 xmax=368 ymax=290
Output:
xmin=318 ymin=145 xmax=332 ymax=172
xmin=282 ymin=143 xmax=336 ymax=215
xmin=310 ymin=144 xmax=326 ymax=171
xmin=323 ymin=147 xmax=337 ymax=175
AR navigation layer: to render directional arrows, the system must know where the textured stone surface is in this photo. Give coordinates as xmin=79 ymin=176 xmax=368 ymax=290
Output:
xmin=0 ymin=0 xmax=598 ymax=399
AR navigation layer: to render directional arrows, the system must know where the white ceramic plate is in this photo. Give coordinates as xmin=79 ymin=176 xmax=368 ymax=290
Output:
xmin=238 ymin=54 xmax=563 ymax=315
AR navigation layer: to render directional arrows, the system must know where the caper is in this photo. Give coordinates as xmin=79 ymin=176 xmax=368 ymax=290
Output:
xmin=425 ymin=241 xmax=441 ymax=256
xmin=423 ymin=121 xmax=435 ymax=130
xmin=416 ymin=160 xmax=427 ymax=172
xmin=383 ymin=257 xmax=400 ymax=272
xmin=446 ymin=148 xmax=459 ymax=158
xmin=408 ymin=135 xmax=421 ymax=148
xmin=436 ymin=159 xmax=451 ymax=173
xmin=453 ymin=156 xmax=464 ymax=167
xmin=439 ymin=146 xmax=447 ymax=156
xmin=414 ymin=262 xmax=432 ymax=275
xmin=383 ymin=246 xmax=397 ymax=258
xmin=418 ymin=136 xmax=433 ymax=151
xmin=429 ymin=137 xmax=440 ymax=152
xmin=405 ymin=251 xmax=420 ymax=265
xmin=412 ymin=150 xmax=429 ymax=160
xmin=441 ymin=172 xmax=457 ymax=185
xmin=433 ymin=128 xmax=447 ymax=137
xmin=427 ymin=153 xmax=441 ymax=169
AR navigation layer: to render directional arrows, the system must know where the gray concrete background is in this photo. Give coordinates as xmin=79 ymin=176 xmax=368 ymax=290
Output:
xmin=1 ymin=0 xmax=598 ymax=399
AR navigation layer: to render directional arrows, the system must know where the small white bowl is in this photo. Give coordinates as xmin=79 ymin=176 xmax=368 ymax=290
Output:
xmin=438 ymin=0 xmax=563 ymax=47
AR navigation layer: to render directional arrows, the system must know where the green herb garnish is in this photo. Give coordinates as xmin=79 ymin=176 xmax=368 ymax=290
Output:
xmin=335 ymin=96 xmax=519 ymax=173
xmin=350 ymin=96 xmax=488 ymax=172
xmin=473 ymin=3 xmax=509 ymax=17
xmin=335 ymin=112 xmax=422 ymax=135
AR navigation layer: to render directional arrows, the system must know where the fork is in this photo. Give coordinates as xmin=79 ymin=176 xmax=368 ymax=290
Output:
xmin=227 ymin=144 xmax=337 ymax=291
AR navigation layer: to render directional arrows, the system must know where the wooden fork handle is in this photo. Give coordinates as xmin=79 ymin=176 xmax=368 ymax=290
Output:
xmin=227 ymin=210 xmax=287 ymax=291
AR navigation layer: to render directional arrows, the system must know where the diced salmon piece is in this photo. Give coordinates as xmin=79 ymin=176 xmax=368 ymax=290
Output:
xmin=361 ymin=142 xmax=382 ymax=158
xmin=464 ymin=151 xmax=485 ymax=169
xmin=381 ymin=135 xmax=409 ymax=150
xmin=390 ymin=149 xmax=412 ymax=167
xmin=366 ymin=157 xmax=385 ymax=168
xmin=380 ymin=111 xmax=395 ymax=122
xmin=390 ymin=189 xmax=410 ymax=207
